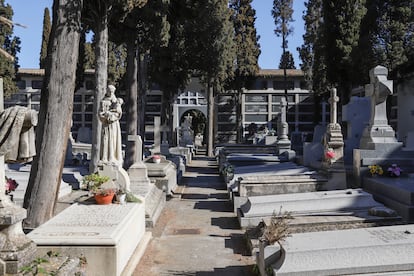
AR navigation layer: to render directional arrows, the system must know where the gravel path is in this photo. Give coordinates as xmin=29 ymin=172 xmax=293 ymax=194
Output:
xmin=133 ymin=156 xmax=255 ymax=276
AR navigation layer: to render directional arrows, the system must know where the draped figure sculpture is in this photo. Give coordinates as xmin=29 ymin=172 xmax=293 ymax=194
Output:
xmin=99 ymin=85 xmax=123 ymax=166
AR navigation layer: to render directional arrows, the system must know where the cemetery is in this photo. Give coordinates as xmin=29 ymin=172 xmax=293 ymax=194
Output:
xmin=0 ymin=1 xmax=414 ymax=276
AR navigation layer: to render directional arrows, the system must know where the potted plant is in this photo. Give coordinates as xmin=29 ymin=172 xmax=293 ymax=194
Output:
xmin=83 ymin=174 xmax=115 ymax=204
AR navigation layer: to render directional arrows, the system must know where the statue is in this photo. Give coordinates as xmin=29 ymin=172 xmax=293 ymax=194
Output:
xmin=0 ymin=105 xmax=37 ymax=162
xmin=99 ymin=85 xmax=123 ymax=166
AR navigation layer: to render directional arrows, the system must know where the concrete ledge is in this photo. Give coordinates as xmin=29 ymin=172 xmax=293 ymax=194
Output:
xmin=28 ymin=202 xmax=146 ymax=276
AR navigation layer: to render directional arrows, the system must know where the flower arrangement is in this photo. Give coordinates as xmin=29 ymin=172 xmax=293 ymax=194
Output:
xmin=82 ymin=173 xmax=114 ymax=195
xmin=5 ymin=177 xmax=18 ymax=195
xmin=387 ymin=164 xmax=402 ymax=177
xmin=368 ymin=164 xmax=383 ymax=176
xmin=325 ymin=149 xmax=336 ymax=160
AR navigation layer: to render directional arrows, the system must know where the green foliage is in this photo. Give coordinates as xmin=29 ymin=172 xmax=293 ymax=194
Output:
xmin=230 ymin=0 xmax=260 ymax=82
xmin=272 ymin=0 xmax=294 ymax=43
xmin=40 ymin=7 xmax=51 ymax=69
xmin=322 ymin=0 xmax=366 ymax=100
xmin=82 ymin=173 xmax=110 ymax=192
xmin=0 ymin=0 xmax=20 ymax=97
xmin=278 ymin=50 xmax=296 ymax=69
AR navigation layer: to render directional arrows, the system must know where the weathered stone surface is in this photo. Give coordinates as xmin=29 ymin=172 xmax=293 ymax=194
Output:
xmin=238 ymin=189 xmax=394 ymax=228
xmin=28 ymin=203 xmax=146 ymax=276
xmin=268 ymin=224 xmax=414 ymax=275
xmin=146 ymin=160 xmax=177 ymax=195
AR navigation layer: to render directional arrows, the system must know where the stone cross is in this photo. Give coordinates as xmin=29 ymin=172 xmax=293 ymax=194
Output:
xmin=367 ymin=66 xmax=393 ymax=126
xmin=154 ymin=116 xmax=161 ymax=153
xmin=127 ymin=134 xmax=143 ymax=163
xmin=329 ymin=88 xmax=339 ymax=125
xmin=359 ymin=66 xmax=397 ymax=149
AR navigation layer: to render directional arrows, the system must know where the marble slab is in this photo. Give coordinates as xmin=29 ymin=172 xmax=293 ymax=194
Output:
xmin=268 ymin=224 xmax=414 ymax=275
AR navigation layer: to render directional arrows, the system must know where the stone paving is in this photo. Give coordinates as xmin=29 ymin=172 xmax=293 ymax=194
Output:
xmin=133 ymin=156 xmax=255 ymax=276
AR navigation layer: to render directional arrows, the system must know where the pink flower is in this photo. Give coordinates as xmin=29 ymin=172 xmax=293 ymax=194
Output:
xmin=5 ymin=177 xmax=18 ymax=194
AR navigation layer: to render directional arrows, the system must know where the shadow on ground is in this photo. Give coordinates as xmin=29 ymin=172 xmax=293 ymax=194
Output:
xmin=164 ymin=265 xmax=256 ymax=276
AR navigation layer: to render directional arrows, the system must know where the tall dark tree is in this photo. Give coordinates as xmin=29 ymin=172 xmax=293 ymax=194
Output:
xmin=298 ymin=0 xmax=327 ymax=123
xmin=0 ymin=0 xmax=20 ymax=97
xmin=229 ymin=0 xmax=260 ymax=143
xmin=82 ymin=0 xmax=146 ymax=173
xmin=24 ymin=0 xmax=83 ymax=228
xmin=278 ymin=50 xmax=295 ymax=69
xmin=110 ymin=0 xmax=168 ymax=168
xmin=322 ymin=0 xmax=366 ymax=102
xmin=272 ymin=0 xmax=294 ymax=104
xmin=195 ymin=0 xmax=236 ymax=156
xmin=39 ymin=7 xmax=51 ymax=69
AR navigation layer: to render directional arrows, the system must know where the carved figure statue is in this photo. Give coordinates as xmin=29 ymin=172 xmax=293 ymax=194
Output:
xmin=0 ymin=106 xmax=37 ymax=162
xmin=99 ymin=85 xmax=123 ymax=165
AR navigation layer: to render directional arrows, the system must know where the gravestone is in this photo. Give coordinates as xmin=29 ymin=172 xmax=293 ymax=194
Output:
xmin=28 ymin=203 xmax=148 ymax=276
xmin=353 ymin=66 xmax=403 ymax=185
xmin=179 ymin=114 xmax=194 ymax=147
xmin=342 ymin=95 xmax=370 ymax=165
xmin=359 ymin=66 xmax=400 ymax=150
xmin=321 ymin=88 xmax=346 ymax=189
xmin=263 ymin=224 xmax=414 ymax=275
xmin=0 ymin=78 xmax=36 ymax=274
xmin=276 ymin=97 xmax=295 ymax=159
xmin=127 ymin=135 xmax=165 ymax=228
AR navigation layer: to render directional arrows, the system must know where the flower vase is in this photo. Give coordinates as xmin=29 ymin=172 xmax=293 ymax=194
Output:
xmin=116 ymin=193 xmax=126 ymax=204
xmin=153 ymin=157 xmax=161 ymax=164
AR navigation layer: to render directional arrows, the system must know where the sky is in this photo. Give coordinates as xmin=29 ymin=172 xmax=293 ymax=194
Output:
xmin=6 ymin=0 xmax=305 ymax=70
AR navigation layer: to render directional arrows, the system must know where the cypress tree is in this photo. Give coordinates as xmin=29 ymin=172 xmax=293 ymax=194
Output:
xmin=39 ymin=7 xmax=51 ymax=69
xmin=229 ymin=0 xmax=260 ymax=142
xmin=322 ymin=0 xmax=366 ymax=102
xmin=0 ymin=0 xmax=20 ymax=97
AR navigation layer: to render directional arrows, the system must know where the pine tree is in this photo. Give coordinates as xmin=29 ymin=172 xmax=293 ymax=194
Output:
xmin=39 ymin=7 xmax=51 ymax=69
xmin=0 ymin=0 xmax=20 ymax=97
xmin=278 ymin=50 xmax=295 ymax=69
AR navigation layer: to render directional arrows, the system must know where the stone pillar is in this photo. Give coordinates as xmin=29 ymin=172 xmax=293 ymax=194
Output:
xmin=360 ymin=66 xmax=399 ymax=150
xmin=276 ymin=97 xmax=294 ymax=159
xmin=0 ymin=78 xmax=36 ymax=274
xmin=127 ymin=135 xmax=151 ymax=195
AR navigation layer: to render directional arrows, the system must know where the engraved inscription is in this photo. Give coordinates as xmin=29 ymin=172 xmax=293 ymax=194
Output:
xmin=367 ymin=229 xmax=409 ymax=243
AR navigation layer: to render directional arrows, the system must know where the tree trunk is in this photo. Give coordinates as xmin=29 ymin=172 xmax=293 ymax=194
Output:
xmin=124 ymin=38 xmax=138 ymax=169
xmin=23 ymin=0 xmax=83 ymax=228
xmin=89 ymin=13 xmax=109 ymax=173
xmin=207 ymin=81 xmax=214 ymax=157
xmin=137 ymin=52 xmax=146 ymax=138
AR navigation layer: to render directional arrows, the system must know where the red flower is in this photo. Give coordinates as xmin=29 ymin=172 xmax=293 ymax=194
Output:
xmin=325 ymin=151 xmax=335 ymax=159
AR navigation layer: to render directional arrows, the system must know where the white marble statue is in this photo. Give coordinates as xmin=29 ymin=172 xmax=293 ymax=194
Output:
xmin=99 ymin=85 xmax=123 ymax=166
xmin=0 ymin=105 xmax=37 ymax=162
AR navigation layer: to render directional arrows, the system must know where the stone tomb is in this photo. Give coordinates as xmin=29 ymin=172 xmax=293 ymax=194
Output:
xmin=239 ymin=189 xmax=397 ymax=228
xmin=145 ymin=156 xmax=178 ymax=196
xmin=364 ymin=176 xmax=414 ymax=222
xmin=28 ymin=203 xmax=149 ymax=276
xmin=262 ymin=224 xmax=414 ymax=275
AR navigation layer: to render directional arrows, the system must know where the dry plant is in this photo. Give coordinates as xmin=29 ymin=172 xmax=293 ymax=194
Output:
xmin=261 ymin=207 xmax=292 ymax=244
